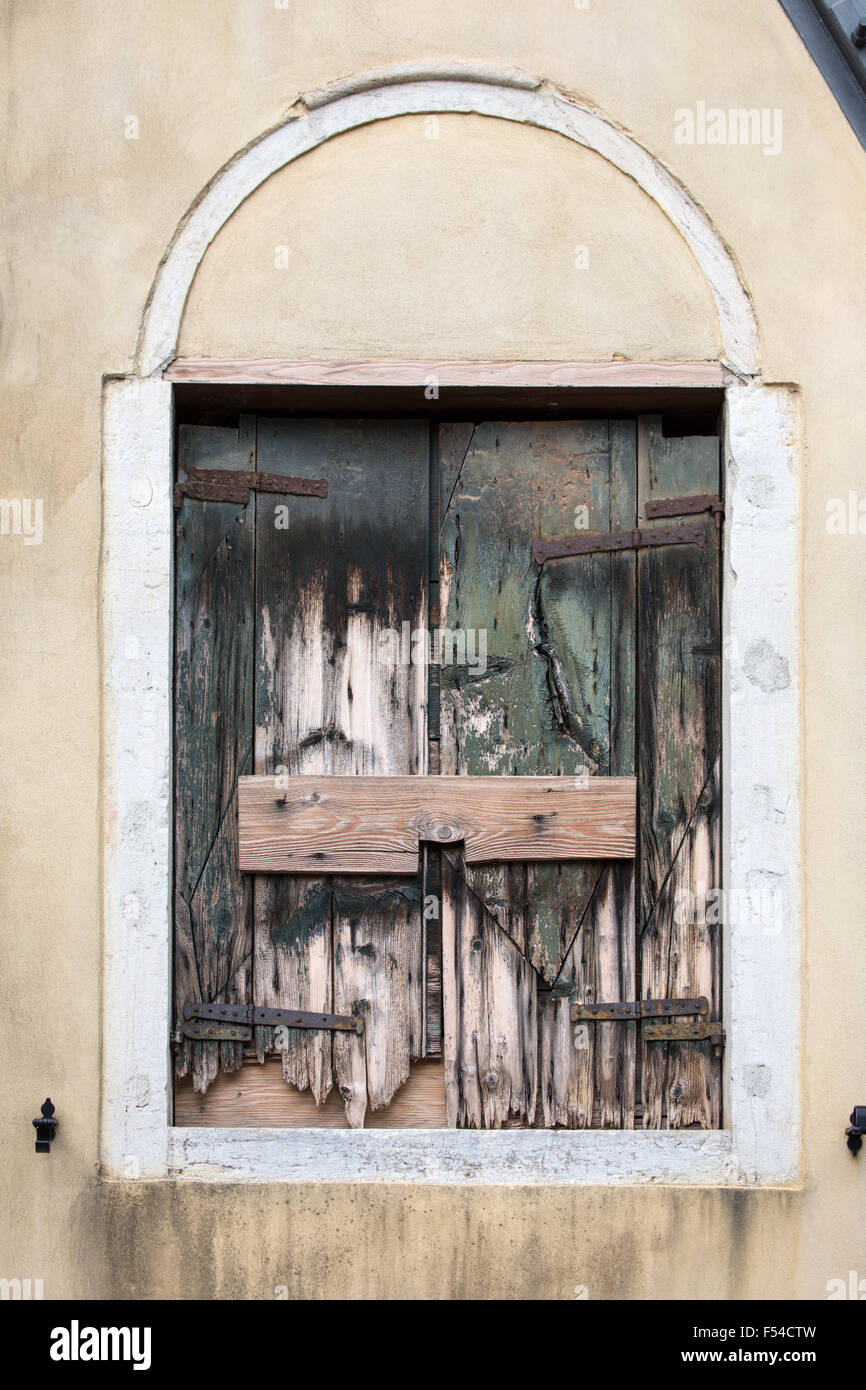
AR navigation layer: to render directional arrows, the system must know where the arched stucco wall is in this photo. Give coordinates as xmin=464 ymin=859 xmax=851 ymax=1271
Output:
xmin=139 ymin=65 xmax=760 ymax=375
xmin=178 ymin=113 xmax=720 ymax=362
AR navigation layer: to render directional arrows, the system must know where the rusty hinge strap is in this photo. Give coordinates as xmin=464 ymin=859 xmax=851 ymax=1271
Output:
xmin=183 ymin=1000 xmax=363 ymax=1035
xmin=174 ymin=467 xmax=328 ymax=510
xmin=645 ymin=493 xmax=724 ymax=527
xmin=570 ymin=996 xmax=709 ymax=1022
xmin=644 ymin=1020 xmax=725 ymax=1047
xmin=532 ymin=523 xmax=706 ymax=565
xmin=183 ymin=1020 xmax=252 ymax=1042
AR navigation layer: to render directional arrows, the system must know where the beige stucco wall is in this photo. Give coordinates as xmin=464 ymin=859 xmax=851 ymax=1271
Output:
xmin=2 ymin=0 xmax=865 ymax=1299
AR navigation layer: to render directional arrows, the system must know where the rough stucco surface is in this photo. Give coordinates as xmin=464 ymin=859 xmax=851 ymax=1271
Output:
xmin=1 ymin=0 xmax=865 ymax=1298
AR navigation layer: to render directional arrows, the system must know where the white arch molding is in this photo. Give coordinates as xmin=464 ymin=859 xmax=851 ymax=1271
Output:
xmin=136 ymin=62 xmax=759 ymax=377
xmin=101 ymin=65 xmax=801 ymax=1185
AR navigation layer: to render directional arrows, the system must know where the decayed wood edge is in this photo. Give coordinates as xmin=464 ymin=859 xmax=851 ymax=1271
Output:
xmin=238 ymin=774 xmax=637 ymax=873
xmin=164 ymin=359 xmax=730 ymax=389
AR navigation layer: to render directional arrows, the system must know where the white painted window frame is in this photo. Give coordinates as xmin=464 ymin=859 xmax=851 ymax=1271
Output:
xmin=100 ymin=66 xmax=801 ymax=1185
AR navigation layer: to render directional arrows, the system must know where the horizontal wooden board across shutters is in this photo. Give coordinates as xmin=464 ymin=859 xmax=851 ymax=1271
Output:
xmin=252 ymin=419 xmax=429 ymax=1127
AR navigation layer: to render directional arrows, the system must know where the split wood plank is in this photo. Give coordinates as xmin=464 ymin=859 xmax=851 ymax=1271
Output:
xmin=173 ymin=419 xmax=256 ymax=1094
xmin=251 ymin=418 xmax=429 ymax=1126
xmin=637 ymin=416 xmax=722 ymax=1129
xmin=238 ymin=774 xmax=636 ymax=873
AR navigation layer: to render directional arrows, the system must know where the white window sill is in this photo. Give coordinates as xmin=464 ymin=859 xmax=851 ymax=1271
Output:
xmin=164 ymin=1126 xmax=743 ymax=1185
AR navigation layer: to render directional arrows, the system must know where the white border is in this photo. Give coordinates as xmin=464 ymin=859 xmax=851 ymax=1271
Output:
xmin=102 ymin=66 xmax=800 ymax=1184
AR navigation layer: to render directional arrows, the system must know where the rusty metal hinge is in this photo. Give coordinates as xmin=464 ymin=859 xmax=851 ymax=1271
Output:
xmin=570 ymin=998 xmax=724 ymax=1054
xmin=570 ymin=996 xmax=709 ymax=1022
xmin=174 ymin=467 xmax=328 ymax=510
xmin=181 ymin=1000 xmax=363 ymax=1041
xmin=183 ymin=1020 xmax=252 ymax=1042
xmin=532 ymin=523 xmax=706 ymax=565
xmin=645 ymin=493 xmax=724 ymax=528
xmin=643 ymin=1019 xmax=726 ymax=1056
xmin=643 ymin=1019 xmax=724 ymax=1043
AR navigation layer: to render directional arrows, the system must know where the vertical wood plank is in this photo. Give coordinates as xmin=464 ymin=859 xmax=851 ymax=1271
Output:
xmin=637 ymin=416 xmax=722 ymax=1129
xmin=173 ymin=420 xmax=256 ymax=1093
xmin=253 ymin=419 xmax=429 ymax=1125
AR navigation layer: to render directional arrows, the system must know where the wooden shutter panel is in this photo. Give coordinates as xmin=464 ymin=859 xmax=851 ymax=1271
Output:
xmin=438 ymin=417 xmax=722 ymax=1129
xmin=174 ymin=417 xmax=429 ymax=1126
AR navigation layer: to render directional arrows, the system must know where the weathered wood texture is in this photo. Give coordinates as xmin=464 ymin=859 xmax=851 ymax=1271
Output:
xmin=174 ymin=420 xmax=256 ymax=1093
xmin=237 ymin=774 xmax=637 ymax=872
xmin=637 ymin=417 xmax=722 ymax=1128
xmin=175 ymin=1057 xmax=447 ymax=1128
xmin=438 ymin=421 xmax=639 ymax=1128
xmin=252 ymin=419 xmax=429 ymax=1126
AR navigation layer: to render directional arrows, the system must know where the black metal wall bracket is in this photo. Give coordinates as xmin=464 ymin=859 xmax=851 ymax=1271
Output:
xmin=846 ymin=1105 xmax=866 ymax=1155
xmin=32 ymin=1098 xmax=57 ymax=1153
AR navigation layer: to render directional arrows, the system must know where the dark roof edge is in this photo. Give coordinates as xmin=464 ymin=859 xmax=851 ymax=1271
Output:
xmin=778 ymin=0 xmax=866 ymax=152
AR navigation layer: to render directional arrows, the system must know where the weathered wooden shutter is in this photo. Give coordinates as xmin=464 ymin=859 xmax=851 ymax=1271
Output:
xmin=174 ymin=412 xmax=721 ymax=1130
xmin=438 ymin=418 xmax=721 ymax=1129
